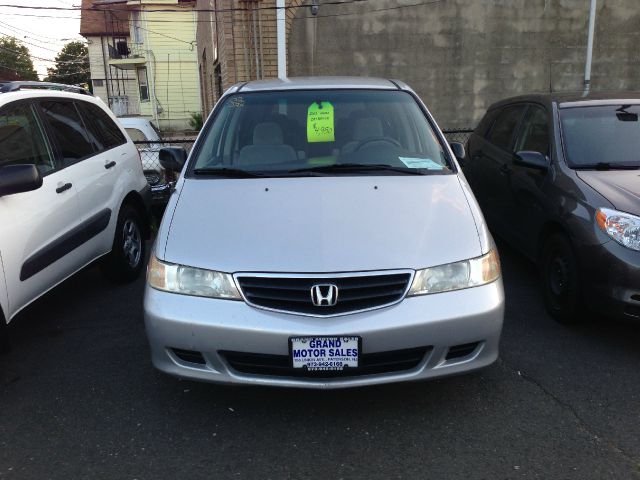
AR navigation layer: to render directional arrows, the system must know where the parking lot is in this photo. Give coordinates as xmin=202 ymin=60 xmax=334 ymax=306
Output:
xmin=0 ymin=241 xmax=638 ymax=479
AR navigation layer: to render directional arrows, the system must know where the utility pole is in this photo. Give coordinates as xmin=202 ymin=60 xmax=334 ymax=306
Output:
xmin=277 ymin=0 xmax=286 ymax=79
xmin=584 ymin=0 xmax=597 ymax=94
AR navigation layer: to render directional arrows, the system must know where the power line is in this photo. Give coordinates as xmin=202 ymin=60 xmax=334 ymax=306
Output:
xmin=0 ymin=0 xmax=372 ymax=14
xmin=0 ymin=45 xmax=87 ymax=65
xmin=0 ymin=20 xmax=78 ymax=42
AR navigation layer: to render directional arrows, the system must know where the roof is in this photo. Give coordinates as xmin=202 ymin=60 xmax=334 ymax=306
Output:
xmin=235 ymin=77 xmax=411 ymax=93
xmin=80 ymin=0 xmax=129 ymax=37
xmin=488 ymin=91 xmax=640 ymax=111
xmin=0 ymin=81 xmax=92 ymax=95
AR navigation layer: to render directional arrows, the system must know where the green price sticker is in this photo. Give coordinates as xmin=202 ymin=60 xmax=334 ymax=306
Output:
xmin=307 ymin=102 xmax=335 ymax=143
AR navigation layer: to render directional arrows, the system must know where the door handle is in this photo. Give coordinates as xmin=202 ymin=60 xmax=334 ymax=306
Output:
xmin=56 ymin=183 xmax=72 ymax=194
xmin=104 ymin=161 xmax=117 ymax=169
xmin=472 ymin=151 xmax=483 ymax=161
xmin=499 ymin=164 xmax=511 ymax=175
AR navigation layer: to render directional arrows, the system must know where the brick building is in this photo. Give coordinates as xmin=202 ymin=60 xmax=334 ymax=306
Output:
xmin=196 ymin=0 xmax=303 ymax=116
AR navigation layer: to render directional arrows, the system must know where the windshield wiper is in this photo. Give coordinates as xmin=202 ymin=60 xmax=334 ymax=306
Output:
xmin=192 ymin=167 xmax=267 ymax=178
xmin=573 ymin=162 xmax=640 ymax=171
xmin=287 ymin=163 xmax=429 ymax=175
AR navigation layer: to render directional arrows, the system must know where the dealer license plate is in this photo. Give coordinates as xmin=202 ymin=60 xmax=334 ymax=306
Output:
xmin=290 ymin=336 xmax=360 ymax=371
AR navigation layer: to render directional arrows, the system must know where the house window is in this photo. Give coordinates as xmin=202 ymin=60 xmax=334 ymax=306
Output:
xmin=132 ymin=11 xmax=143 ymax=43
xmin=137 ymin=67 xmax=149 ymax=102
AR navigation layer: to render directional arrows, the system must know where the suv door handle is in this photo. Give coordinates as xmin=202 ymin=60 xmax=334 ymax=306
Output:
xmin=499 ymin=164 xmax=511 ymax=175
xmin=56 ymin=183 xmax=72 ymax=194
xmin=104 ymin=161 xmax=116 ymax=169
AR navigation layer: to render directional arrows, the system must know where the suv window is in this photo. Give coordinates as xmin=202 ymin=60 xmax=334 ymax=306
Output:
xmin=39 ymin=100 xmax=95 ymax=163
xmin=77 ymin=102 xmax=127 ymax=151
xmin=487 ymin=105 xmax=526 ymax=150
xmin=516 ymin=106 xmax=549 ymax=155
xmin=0 ymin=101 xmax=55 ymax=174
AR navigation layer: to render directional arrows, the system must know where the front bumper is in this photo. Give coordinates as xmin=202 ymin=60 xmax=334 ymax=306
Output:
xmin=578 ymin=240 xmax=640 ymax=320
xmin=144 ymin=279 xmax=504 ymax=389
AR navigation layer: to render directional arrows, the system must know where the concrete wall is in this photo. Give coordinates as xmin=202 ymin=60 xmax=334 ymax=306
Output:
xmin=289 ymin=0 xmax=640 ymax=128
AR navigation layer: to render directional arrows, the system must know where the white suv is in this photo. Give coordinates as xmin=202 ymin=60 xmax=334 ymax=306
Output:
xmin=0 ymin=83 xmax=151 ymax=349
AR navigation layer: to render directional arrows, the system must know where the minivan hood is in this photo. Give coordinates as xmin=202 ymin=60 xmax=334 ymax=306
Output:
xmin=162 ymin=176 xmax=482 ymax=273
xmin=576 ymin=170 xmax=640 ymax=216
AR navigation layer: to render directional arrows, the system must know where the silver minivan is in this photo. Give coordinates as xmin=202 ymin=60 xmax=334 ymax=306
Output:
xmin=144 ymin=77 xmax=504 ymax=389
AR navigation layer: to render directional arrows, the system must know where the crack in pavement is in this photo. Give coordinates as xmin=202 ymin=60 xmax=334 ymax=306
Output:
xmin=497 ymin=357 xmax=640 ymax=474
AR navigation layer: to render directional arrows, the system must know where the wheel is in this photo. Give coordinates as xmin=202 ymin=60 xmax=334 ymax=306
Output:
xmin=101 ymin=204 xmax=146 ymax=283
xmin=540 ymin=233 xmax=583 ymax=324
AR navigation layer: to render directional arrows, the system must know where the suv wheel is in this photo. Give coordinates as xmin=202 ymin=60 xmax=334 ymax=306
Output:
xmin=541 ymin=233 xmax=583 ymax=324
xmin=102 ymin=204 xmax=146 ymax=283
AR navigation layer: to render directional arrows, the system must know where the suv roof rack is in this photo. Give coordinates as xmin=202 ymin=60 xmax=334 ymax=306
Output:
xmin=0 ymin=81 xmax=92 ymax=96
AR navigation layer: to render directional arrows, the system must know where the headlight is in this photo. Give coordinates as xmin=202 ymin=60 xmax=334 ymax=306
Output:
xmin=147 ymin=255 xmax=241 ymax=299
xmin=407 ymin=249 xmax=501 ymax=296
xmin=596 ymin=208 xmax=640 ymax=251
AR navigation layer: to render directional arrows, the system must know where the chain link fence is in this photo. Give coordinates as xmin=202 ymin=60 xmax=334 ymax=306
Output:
xmin=134 ymin=139 xmax=195 ymax=188
xmin=442 ymin=128 xmax=474 ymax=144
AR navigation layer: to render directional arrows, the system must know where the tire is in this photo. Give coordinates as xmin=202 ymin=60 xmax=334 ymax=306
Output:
xmin=101 ymin=204 xmax=146 ymax=283
xmin=540 ymin=233 xmax=583 ymax=324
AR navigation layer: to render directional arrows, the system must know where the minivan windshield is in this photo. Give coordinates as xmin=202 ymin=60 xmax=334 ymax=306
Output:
xmin=560 ymin=105 xmax=640 ymax=169
xmin=190 ymin=90 xmax=451 ymax=177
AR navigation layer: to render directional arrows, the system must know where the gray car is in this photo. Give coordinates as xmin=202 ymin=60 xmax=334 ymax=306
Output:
xmin=144 ymin=77 xmax=504 ymax=388
xmin=463 ymin=92 xmax=640 ymax=323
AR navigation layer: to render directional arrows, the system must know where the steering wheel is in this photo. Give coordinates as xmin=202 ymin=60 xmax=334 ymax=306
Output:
xmin=354 ymin=137 xmax=401 ymax=151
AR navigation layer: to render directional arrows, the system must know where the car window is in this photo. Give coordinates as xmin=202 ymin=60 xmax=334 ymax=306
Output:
xmin=191 ymin=90 xmax=451 ymax=176
xmin=39 ymin=100 xmax=95 ymax=164
xmin=516 ymin=106 xmax=549 ymax=155
xmin=560 ymin=105 xmax=640 ymax=168
xmin=487 ymin=105 xmax=526 ymax=150
xmin=125 ymin=127 xmax=148 ymax=142
xmin=0 ymin=101 xmax=55 ymax=174
xmin=77 ymin=102 xmax=127 ymax=151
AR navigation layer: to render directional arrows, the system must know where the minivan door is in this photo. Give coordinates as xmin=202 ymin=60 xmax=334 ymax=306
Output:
xmin=0 ymin=100 xmax=82 ymax=318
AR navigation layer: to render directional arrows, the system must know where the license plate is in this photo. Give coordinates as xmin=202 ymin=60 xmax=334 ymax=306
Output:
xmin=290 ymin=336 xmax=360 ymax=371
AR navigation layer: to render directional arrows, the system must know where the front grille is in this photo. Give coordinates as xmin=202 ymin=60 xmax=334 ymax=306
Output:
xmin=235 ymin=272 xmax=412 ymax=316
xmin=221 ymin=347 xmax=430 ymax=378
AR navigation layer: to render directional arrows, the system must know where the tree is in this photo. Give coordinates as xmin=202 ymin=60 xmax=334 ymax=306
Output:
xmin=0 ymin=36 xmax=38 ymax=81
xmin=45 ymin=41 xmax=90 ymax=87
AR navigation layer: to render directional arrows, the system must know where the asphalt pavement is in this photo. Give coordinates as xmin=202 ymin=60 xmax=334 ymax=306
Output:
xmin=1 ymin=243 xmax=639 ymax=479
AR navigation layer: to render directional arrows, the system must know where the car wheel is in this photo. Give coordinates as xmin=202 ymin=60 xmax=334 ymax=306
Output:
xmin=101 ymin=204 xmax=146 ymax=283
xmin=541 ymin=233 xmax=583 ymax=324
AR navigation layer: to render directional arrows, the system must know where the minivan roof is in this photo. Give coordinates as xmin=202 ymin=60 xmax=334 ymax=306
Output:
xmin=487 ymin=91 xmax=640 ymax=111
xmin=230 ymin=76 xmax=411 ymax=93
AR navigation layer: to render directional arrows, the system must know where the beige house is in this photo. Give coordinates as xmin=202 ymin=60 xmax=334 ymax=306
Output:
xmin=82 ymin=0 xmax=202 ymax=132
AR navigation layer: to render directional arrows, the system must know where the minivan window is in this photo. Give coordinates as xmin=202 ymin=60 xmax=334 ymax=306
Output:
xmin=560 ymin=105 xmax=640 ymax=168
xmin=40 ymin=100 xmax=95 ymax=164
xmin=190 ymin=90 xmax=451 ymax=176
xmin=77 ymin=102 xmax=127 ymax=151
xmin=487 ymin=105 xmax=526 ymax=150
xmin=0 ymin=102 xmax=55 ymax=173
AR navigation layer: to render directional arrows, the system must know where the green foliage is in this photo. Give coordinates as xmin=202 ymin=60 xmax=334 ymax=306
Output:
xmin=188 ymin=112 xmax=204 ymax=131
xmin=44 ymin=41 xmax=90 ymax=87
xmin=0 ymin=37 xmax=38 ymax=81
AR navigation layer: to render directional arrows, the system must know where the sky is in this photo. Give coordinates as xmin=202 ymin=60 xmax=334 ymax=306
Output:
xmin=0 ymin=0 xmax=84 ymax=78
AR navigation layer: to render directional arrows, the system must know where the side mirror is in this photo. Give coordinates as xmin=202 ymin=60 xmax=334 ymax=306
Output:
xmin=0 ymin=164 xmax=43 ymax=197
xmin=514 ymin=151 xmax=549 ymax=171
xmin=159 ymin=147 xmax=187 ymax=173
xmin=449 ymin=142 xmax=466 ymax=162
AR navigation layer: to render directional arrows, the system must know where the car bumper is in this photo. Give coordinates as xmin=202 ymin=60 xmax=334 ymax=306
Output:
xmin=150 ymin=182 xmax=173 ymax=205
xmin=143 ymin=279 xmax=504 ymax=389
xmin=578 ymin=240 xmax=640 ymax=320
